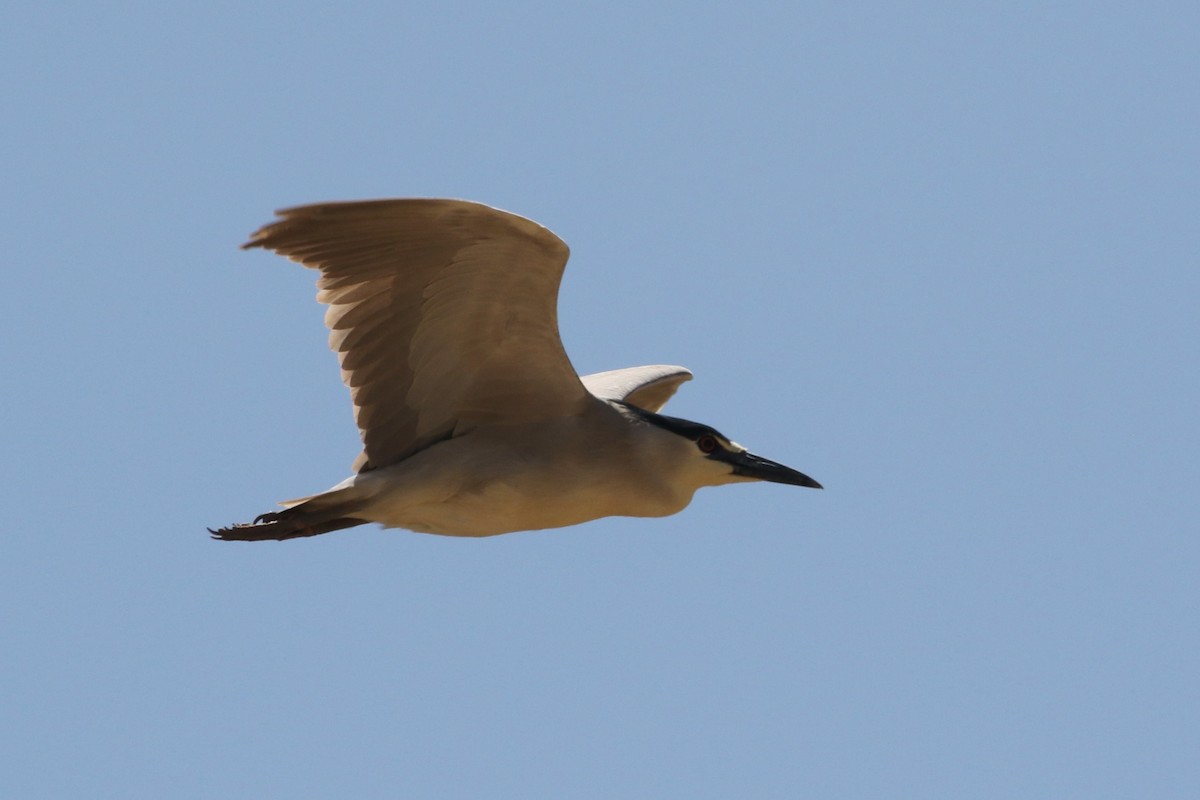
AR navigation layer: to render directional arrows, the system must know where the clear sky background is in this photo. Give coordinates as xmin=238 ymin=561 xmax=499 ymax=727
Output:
xmin=3 ymin=2 xmax=1197 ymax=797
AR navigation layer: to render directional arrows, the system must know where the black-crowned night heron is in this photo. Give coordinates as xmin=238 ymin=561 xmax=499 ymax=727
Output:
xmin=210 ymin=199 xmax=821 ymax=541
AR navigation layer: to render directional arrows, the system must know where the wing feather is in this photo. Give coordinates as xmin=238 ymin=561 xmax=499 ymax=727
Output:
xmin=581 ymin=365 xmax=693 ymax=412
xmin=243 ymin=199 xmax=588 ymax=470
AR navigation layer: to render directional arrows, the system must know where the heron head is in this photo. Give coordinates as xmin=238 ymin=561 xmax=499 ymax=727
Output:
xmin=621 ymin=404 xmax=822 ymax=491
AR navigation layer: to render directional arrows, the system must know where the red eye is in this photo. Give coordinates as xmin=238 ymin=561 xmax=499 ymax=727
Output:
xmin=697 ymin=435 xmax=718 ymax=454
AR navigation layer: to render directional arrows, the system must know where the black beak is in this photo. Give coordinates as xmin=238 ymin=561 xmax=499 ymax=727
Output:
xmin=722 ymin=450 xmax=823 ymax=489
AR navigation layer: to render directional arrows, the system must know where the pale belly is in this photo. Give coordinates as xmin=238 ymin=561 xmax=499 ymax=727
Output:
xmin=377 ymin=477 xmax=691 ymax=537
xmin=351 ymin=441 xmax=695 ymax=537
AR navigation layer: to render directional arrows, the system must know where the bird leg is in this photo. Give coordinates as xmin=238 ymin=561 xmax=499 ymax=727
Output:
xmin=209 ymin=513 xmax=366 ymax=542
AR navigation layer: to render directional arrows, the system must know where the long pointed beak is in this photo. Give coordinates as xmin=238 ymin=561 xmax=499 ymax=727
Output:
xmin=726 ymin=450 xmax=823 ymax=489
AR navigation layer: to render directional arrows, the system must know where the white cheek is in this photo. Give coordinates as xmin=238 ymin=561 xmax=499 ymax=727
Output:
xmin=689 ymin=454 xmax=743 ymax=488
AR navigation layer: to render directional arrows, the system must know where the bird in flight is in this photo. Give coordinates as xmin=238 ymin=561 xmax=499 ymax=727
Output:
xmin=211 ymin=199 xmax=820 ymax=541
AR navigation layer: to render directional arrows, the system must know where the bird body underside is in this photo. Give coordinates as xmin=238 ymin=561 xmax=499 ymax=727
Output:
xmin=213 ymin=401 xmax=711 ymax=540
xmin=365 ymin=458 xmax=691 ymax=537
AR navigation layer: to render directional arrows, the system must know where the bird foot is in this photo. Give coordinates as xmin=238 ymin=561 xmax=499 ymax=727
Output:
xmin=208 ymin=514 xmax=324 ymax=542
xmin=208 ymin=518 xmax=282 ymax=541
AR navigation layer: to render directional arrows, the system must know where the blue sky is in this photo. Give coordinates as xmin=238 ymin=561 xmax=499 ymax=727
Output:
xmin=3 ymin=2 xmax=1197 ymax=797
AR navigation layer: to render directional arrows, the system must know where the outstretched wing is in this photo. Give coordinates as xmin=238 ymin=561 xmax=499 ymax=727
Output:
xmin=244 ymin=199 xmax=590 ymax=471
xmin=580 ymin=365 xmax=693 ymax=412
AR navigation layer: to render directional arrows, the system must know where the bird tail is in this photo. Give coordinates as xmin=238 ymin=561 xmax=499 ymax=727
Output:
xmin=209 ymin=486 xmax=369 ymax=542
